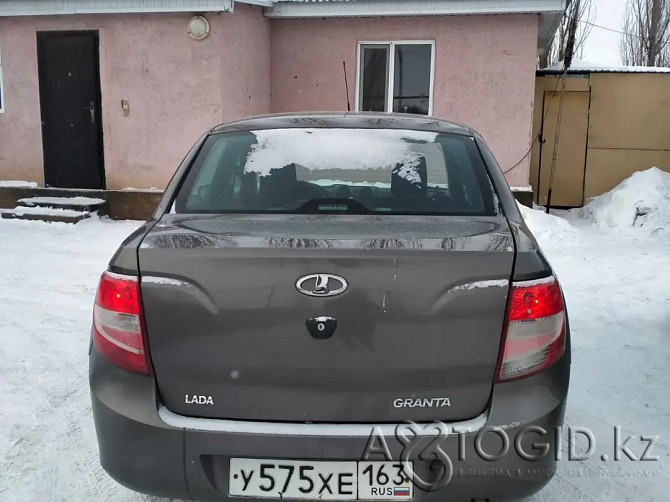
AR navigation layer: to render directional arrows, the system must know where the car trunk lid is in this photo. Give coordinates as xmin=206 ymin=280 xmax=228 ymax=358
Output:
xmin=139 ymin=214 xmax=514 ymax=423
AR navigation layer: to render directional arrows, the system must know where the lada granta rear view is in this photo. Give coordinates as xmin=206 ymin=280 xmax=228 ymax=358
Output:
xmin=89 ymin=112 xmax=570 ymax=501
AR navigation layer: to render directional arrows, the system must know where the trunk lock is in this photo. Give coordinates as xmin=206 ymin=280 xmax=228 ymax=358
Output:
xmin=306 ymin=317 xmax=337 ymax=340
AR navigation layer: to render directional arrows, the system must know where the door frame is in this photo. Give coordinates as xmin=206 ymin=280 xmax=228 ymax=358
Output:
xmin=36 ymin=30 xmax=106 ymax=189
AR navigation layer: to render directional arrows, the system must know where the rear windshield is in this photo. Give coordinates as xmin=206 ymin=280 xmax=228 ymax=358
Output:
xmin=173 ymin=128 xmax=499 ymax=216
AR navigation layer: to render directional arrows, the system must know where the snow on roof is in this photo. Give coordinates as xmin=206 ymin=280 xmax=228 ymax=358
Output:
xmin=0 ymin=0 xmax=234 ymax=16
xmin=0 ymin=180 xmax=38 ymax=188
xmin=265 ymin=0 xmax=565 ymax=18
xmin=540 ymin=59 xmax=670 ymax=74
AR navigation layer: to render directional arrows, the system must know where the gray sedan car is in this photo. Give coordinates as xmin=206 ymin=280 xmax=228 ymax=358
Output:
xmin=90 ymin=113 xmax=570 ymax=501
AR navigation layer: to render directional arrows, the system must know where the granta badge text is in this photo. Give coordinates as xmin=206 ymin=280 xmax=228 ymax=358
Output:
xmin=393 ymin=397 xmax=451 ymax=408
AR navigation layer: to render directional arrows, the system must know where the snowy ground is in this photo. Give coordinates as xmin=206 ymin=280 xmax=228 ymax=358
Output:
xmin=521 ymin=169 xmax=670 ymax=500
xmin=1 ymin=169 xmax=669 ymax=501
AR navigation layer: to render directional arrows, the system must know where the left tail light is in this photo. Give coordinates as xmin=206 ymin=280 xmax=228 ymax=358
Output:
xmin=92 ymin=271 xmax=151 ymax=374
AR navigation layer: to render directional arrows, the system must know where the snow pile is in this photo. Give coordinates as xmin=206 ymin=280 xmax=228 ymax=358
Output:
xmin=573 ymin=167 xmax=670 ymax=232
xmin=518 ymin=202 xmax=575 ymax=240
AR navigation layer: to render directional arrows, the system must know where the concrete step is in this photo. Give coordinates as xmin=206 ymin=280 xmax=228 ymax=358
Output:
xmin=1 ymin=205 xmax=92 ymax=224
xmin=0 ymin=186 xmax=162 ymax=220
xmin=17 ymin=196 xmax=108 ymax=214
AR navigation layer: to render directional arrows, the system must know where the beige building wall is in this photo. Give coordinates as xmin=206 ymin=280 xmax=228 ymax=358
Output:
xmin=531 ymin=73 xmax=670 ymax=206
xmin=585 ymin=73 xmax=670 ymax=199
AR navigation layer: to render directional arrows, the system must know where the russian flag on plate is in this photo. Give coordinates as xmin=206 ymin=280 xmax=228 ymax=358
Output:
xmin=394 ymin=487 xmax=411 ymax=497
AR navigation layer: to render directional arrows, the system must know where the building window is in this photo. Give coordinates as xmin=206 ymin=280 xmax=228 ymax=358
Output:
xmin=357 ymin=41 xmax=434 ymax=115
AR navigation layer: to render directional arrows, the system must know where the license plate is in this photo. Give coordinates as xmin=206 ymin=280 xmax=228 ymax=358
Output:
xmin=229 ymin=459 xmax=414 ymax=500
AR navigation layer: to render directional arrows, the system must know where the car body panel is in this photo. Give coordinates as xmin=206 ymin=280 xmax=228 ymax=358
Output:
xmin=138 ymin=214 xmax=514 ymax=422
xmin=210 ymin=112 xmax=472 ymax=136
xmin=90 ymin=339 xmax=569 ymax=501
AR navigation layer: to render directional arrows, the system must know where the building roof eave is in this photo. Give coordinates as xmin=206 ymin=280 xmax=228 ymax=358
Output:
xmin=259 ymin=0 xmax=566 ymax=51
xmin=263 ymin=0 xmax=565 ymax=18
xmin=0 ymin=0 xmax=234 ymax=16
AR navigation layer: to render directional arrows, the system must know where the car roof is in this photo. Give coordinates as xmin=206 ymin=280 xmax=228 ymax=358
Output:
xmin=210 ymin=112 xmax=472 ymax=136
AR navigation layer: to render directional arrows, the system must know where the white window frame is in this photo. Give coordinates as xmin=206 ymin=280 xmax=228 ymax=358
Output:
xmin=355 ymin=40 xmax=435 ymax=116
xmin=0 ymin=42 xmax=4 ymax=113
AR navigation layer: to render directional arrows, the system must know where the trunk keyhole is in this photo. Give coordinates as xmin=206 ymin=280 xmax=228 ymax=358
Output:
xmin=306 ymin=317 xmax=337 ymax=340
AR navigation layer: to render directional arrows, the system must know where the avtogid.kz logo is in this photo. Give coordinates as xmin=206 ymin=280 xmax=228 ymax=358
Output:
xmin=361 ymin=423 xmax=661 ymax=493
xmin=363 ymin=421 xmax=454 ymax=492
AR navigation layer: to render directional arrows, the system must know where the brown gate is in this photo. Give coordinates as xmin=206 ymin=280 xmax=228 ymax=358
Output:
xmin=536 ymin=91 xmax=590 ymax=207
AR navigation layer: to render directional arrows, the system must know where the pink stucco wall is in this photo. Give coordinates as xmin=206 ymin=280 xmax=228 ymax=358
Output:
xmin=271 ymin=15 xmax=539 ymax=186
xmin=0 ymin=4 xmax=270 ymax=189
xmin=0 ymin=9 xmax=538 ymax=189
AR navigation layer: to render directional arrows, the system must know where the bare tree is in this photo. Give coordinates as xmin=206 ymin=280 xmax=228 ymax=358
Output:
xmin=540 ymin=0 xmax=596 ymax=68
xmin=620 ymin=0 xmax=670 ymax=67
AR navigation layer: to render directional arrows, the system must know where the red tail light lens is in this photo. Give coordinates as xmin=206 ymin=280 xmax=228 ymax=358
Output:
xmin=92 ymin=271 xmax=151 ymax=374
xmin=496 ymin=276 xmax=566 ymax=382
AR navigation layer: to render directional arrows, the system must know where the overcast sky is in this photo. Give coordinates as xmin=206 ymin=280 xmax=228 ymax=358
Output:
xmin=580 ymin=0 xmax=628 ymax=65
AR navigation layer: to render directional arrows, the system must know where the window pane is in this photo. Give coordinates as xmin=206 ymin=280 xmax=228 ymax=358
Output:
xmin=393 ymin=44 xmax=432 ymax=115
xmin=360 ymin=46 xmax=388 ymax=112
xmin=175 ymin=129 xmax=498 ymax=216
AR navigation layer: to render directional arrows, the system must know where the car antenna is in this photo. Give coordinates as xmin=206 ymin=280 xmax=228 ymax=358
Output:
xmin=343 ymin=60 xmax=351 ymax=112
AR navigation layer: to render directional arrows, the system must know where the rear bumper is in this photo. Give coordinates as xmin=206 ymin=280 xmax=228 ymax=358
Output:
xmin=90 ymin=349 xmax=569 ymax=502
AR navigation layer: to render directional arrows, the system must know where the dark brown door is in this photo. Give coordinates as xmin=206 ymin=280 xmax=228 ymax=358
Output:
xmin=37 ymin=32 xmax=104 ymax=189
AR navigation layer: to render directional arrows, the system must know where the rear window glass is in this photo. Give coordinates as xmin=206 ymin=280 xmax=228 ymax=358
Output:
xmin=173 ymin=128 xmax=499 ymax=216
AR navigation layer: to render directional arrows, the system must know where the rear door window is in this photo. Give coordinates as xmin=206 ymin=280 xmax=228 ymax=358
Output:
xmin=174 ymin=128 xmax=499 ymax=216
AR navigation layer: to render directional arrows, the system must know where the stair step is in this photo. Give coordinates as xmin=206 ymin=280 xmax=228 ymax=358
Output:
xmin=1 ymin=206 xmax=92 ymax=224
xmin=17 ymin=196 xmax=107 ymax=213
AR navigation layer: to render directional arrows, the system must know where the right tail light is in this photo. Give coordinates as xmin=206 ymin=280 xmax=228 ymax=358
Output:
xmin=496 ymin=276 xmax=566 ymax=382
